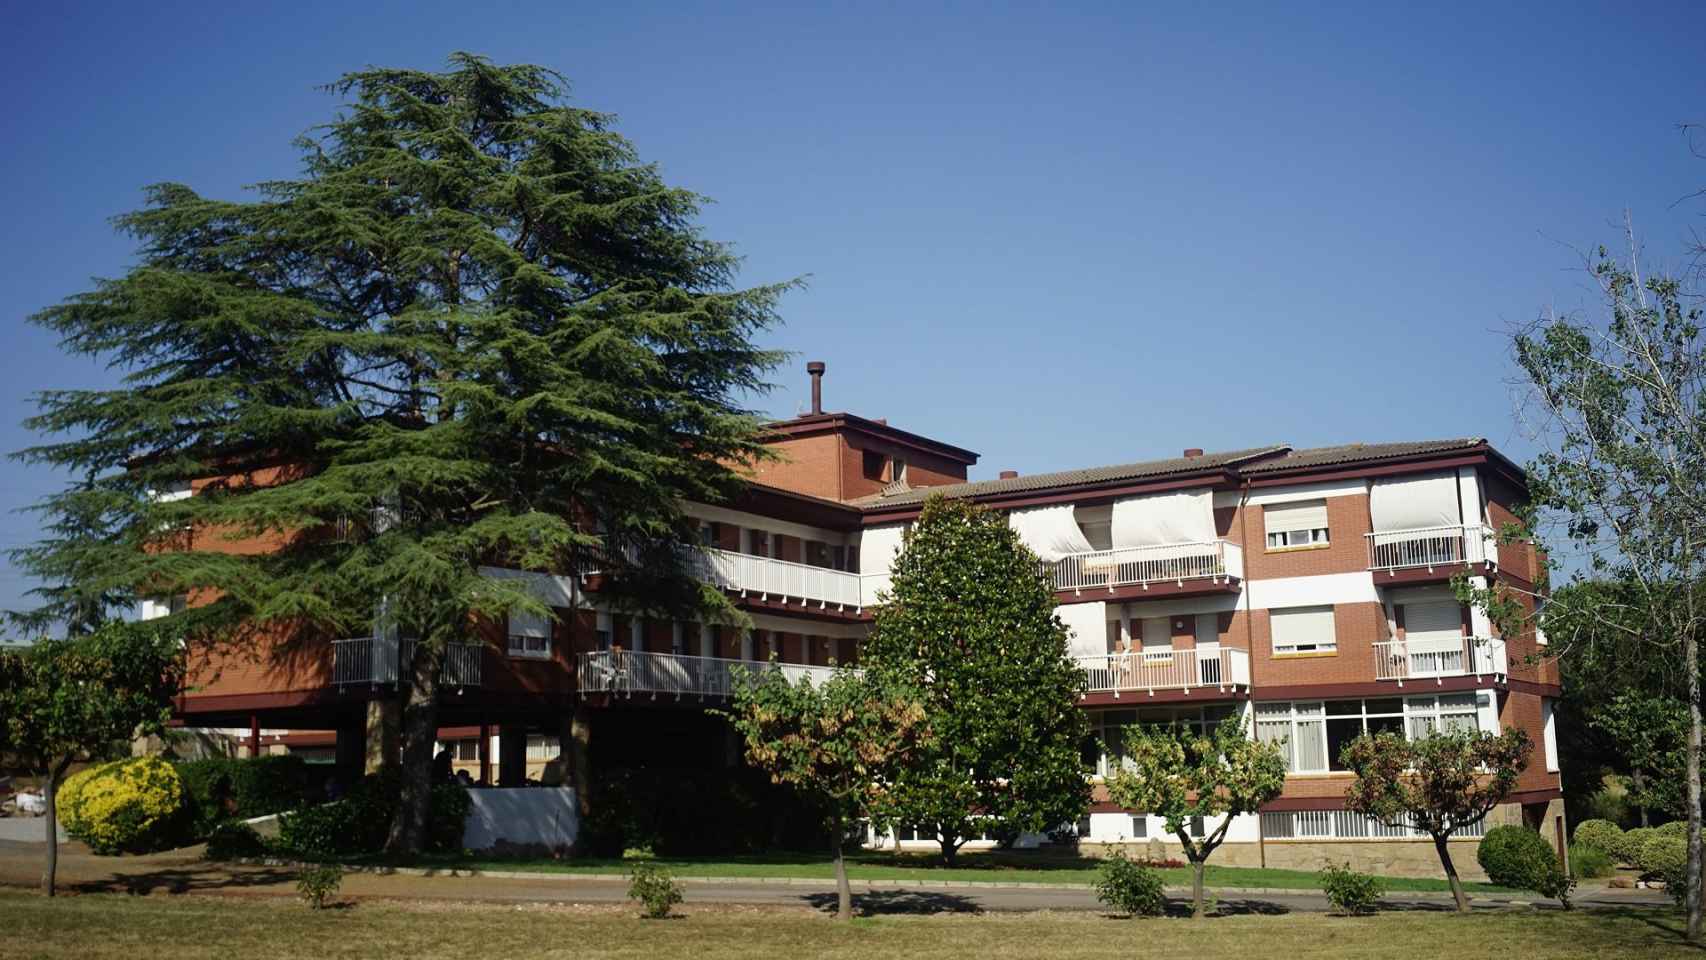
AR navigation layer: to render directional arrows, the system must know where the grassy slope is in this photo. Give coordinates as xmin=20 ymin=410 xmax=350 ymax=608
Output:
xmin=396 ymin=851 xmax=1509 ymax=893
xmin=0 ymin=891 xmax=1692 ymax=960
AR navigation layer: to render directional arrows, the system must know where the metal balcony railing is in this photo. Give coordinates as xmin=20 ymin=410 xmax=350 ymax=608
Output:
xmin=577 ymin=649 xmax=842 ymax=699
xmin=1366 ymin=524 xmax=1494 ymax=574
xmin=331 ymin=637 xmax=484 ymax=688
xmin=1075 ymin=647 xmax=1251 ymax=697
xmin=1373 ymin=636 xmax=1506 ymax=683
xmin=1049 ymin=540 xmax=1244 ymax=594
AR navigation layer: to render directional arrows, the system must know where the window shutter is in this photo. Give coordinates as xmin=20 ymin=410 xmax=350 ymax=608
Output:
xmin=1264 ymin=500 xmax=1328 ymax=535
xmin=1271 ymin=605 xmax=1335 ymax=649
xmin=509 ymin=606 xmax=549 ymax=638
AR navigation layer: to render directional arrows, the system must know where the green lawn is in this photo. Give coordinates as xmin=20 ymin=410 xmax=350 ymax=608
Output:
xmin=380 ymin=849 xmax=1510 ymax=894
xmin=0 ymin=890 xmax=1691 ymax=960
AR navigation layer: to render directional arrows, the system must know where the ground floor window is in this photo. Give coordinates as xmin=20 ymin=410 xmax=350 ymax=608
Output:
xmin=1260 ymin=810 xmax=1486 ymax=840
xmin=1254 ymin=693 xmax=1490 ymax=773
xmin=1083 ymin=704 xmax=1242 ymax=777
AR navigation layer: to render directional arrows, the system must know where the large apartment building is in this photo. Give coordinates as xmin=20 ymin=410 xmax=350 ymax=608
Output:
xmin=168 ymin=363 xmax=1561 ymax=876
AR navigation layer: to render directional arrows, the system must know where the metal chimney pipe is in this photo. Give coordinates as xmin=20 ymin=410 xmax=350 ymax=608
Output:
xmin=807 ymin=361 xmax=825 ymax=415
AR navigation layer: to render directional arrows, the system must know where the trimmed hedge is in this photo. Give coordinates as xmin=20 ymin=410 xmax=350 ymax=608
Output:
xmin=1656 ymin=820 xmax=1687 ymax=840
xmin=1615 ymin=827 xmax=1658 ymax=866
xmin=277 ymin=771 xmax=469 ymax=857
xmin=582 ymin=766 xmax=831 ymax=857
xmin=59 ymin=757 xmax=186 ymax=854
xmin=1637 ymin=835 xmax=1687 ymax=878
xmin=1478 ymin=825 xmax=1573 ymax=905
xmin=176 ymin=756 xmax=319 ymax=835
xmin=1571 ymin=818 xmax=1622 ymax=857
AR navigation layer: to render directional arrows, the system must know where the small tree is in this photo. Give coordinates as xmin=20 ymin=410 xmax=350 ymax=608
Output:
xmin=1342 ymin=728 xmax=1531 ymax=912
xmin=0 ymin=622 xmax=186 ymax=895
xmin=861 ymin=496 xmax=1091 ymax=865
xmin=1590 ymin=692 xmax=1688 ymax=825
xmin=723 ymin=666 xmax=930 ymax=921
xmin=1103 ymin=714 xmax=1286 ymax=919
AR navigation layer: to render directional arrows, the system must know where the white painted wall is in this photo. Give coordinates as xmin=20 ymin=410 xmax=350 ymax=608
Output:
xmin=461 ymin=787 xmax=578 ymax=851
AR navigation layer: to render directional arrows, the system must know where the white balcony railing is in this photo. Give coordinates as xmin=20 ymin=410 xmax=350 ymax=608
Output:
xmin=681 ymin=546 xmax=870 ymax=612
xmin=577 ymin=649 xmax=842 ymax=699
xmin=1050 ymin=540 xmax=1244 ymax=595
xmin=1373 ymin=636 xmax=1506 ymax=683
xmin=1075 ymin=648 xmax=1251 ymax=697
xmin=1366 ymin=524 xmax=1495 ymax=574
xmin=331 ymin=637 xmax=483 ymax=688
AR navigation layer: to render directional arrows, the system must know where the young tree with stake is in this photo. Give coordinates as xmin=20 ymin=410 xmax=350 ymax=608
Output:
xmin=1103 ymin=714 xmax=1286 ymax=919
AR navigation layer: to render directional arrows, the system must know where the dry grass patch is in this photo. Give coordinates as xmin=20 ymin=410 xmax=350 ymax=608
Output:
xmin=0 ymin=890 xmax=1694 ymax=959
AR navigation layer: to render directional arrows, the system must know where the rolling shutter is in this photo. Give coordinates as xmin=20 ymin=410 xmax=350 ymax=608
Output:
xmin=1264 ymin=500 xmax=1328 ymax=536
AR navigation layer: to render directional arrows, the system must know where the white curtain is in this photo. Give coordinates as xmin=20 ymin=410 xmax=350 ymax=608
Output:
xmin=1055 ymin=601 xmax=1108 ymax=658
xmin=1369 ymin=472 xmax=1460 ymax=543
xmin=1110 ymin=490 xmax=1216 ymax=555
xmin=1008 ymin=503 xmax=1095 ymax=562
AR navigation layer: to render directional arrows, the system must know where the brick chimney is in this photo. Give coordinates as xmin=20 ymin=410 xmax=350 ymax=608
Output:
xmin=1183 ymin=448 xmax=1204 ymax=458
xmin=999 ymin=470 xmax=1019 ymax=479
xmin=806 ymin=361 xmax=825 ymax=415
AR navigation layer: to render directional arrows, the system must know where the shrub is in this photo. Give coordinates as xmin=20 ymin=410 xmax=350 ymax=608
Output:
xmin=627 ymin=862 xmax=683 ymax=919
xmin=176 ymin=756 xmax=319 ymax=836
xmin=1478 ymin=826 xmax=1574 ymax=908
xmin=1319 ymin=861 xmax=1384 ymax=916
xmin=203 ymin=821 xmax=267 ymax=861
xmin=1568 ymin=842 xmax=1615 ymax=880
xmin=58 ymin=757 xmax=186 ymax=854
xmin=1571 ymin=819 xmax=1623 ymax=857
xmin=1615 ymin=827 xmax=1658 ymax=866
xmin=1636 ymin=835 xmax=1687 ymax=879
xmin=1656 ymin=820 xmax=1687 ymax=840
xmin=583 ymin=766 xmax=830 ymax=857
xmin=276 ymin=772 xmax=468 ymax=858
xmin=1093 ymin=850 xmax=1167 ymax=918
xmin=296 ymin=864 xmax=342 ymax=909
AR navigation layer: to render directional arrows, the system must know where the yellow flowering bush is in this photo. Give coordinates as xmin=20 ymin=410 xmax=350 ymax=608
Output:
xmin=58 ymin=757 xmax=186 ymax=854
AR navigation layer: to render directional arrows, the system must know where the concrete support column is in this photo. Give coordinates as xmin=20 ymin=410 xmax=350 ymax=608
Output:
xmin=365 ymin=698 xmax=401 ymax=774
xmin=566 ymin=708 xmax=592 ymax=804
xmin=335 ymin=713 xmax=366 ymax=785
xmin=247 ymin=714 xmax=261 ymax=760
xmin=478 ymin=721 xmax=492 ymax=786
xmin=498 ymin=723 xmax=528 ymax=786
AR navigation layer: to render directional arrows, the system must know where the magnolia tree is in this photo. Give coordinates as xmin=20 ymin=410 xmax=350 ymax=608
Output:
xmin=861 ymin=496 xmax=1090 ymax=865
xmin=723 ymin=667 xmax=931 ymax=921
xmin=1103 ymin=715 xmax=1286 ymax=919
xmin=0 ymin=623 xmax=185 ymax=895
xmin=1342 ymin=728 xmax=1531 ymax=912
xmin=16 ymin=55 xmax=784 ymax=852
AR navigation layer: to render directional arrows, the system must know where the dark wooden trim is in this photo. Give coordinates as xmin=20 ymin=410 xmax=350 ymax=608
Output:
xmin=731 ymin=593 xmax=873 ymax=623
xmin=1080 ymin=688 xmax=1251 ymax=708
xmin=764 ymin=413 xmax=980 ymax=464
xmin=1244 ymin=452 xmax=1491 ymax=487
xmin=1370 ymin=562 xmax=1495 ymax=586
xmin=860 ymin=473 xmax=1238 ymax=523
xmin=1260 ymin=795 xmax=1349 ymax=812
xmin=1505 ymin=678 xmax=1563 ymax=698
xmin=1055 ymin=578 xmax=1242 ymax=605
xmin=1509 ymin=788 xmax=1564 ymax=806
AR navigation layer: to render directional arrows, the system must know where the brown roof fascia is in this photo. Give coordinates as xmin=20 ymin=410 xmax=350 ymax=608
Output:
xmin=763 ymin=412 xmax=980 ymax=465
xmin=1240 ymin=451 xmax=1495 ymax=488
xmin=729 ymin=482 xmax=865 ymax=530
xmin=857 ymin=470 xmax=1241 ymax=524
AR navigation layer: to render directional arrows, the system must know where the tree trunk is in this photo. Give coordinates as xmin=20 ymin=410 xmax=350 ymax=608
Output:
xmin=832 ymin=823 xmax=852 ymax=921
xmin=1191 ymin=857 xmax=1207 ymax=919
xmin=41 ymin=756 xmax=71 ymax=897
xmin=1685 ymin=629 xmax=1702 ymax=942
xmin=1632 ymin=767 xmax=1649 ymax=828
xmin=938 ymin=830 xmax=958 ymax=868
xmin=384 ymin=649 xmax=442 ymax=855
xmin=1433 ymin=833 xmax=1470 ymax=913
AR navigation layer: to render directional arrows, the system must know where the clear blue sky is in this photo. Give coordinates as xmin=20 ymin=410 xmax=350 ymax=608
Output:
xmin=1 ymin=2 xmax=1702 ymax=619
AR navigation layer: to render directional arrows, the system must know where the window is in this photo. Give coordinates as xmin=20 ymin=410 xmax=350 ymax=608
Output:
xmin=595 ymin=611 xmax=613 ymax=651
xmin=1542 ymin=698 xmax=1559 ymax=773
xmin=862 ymin=450 xmax=885 ymax=480
xmin=525 ymin=734 xmax=559 ymax=761
xmin=1271 ymin=605 xmax=1336 ymax=655
xmin=1130 ymin=816 xmax=1148 ymax=839
xmin=1140 ymin=618 xmax=1172 ymax=657
xmin=1256 ymin=696 xmax=1488 ymax=773
xmin=700 ymin=522 xmax=720 ymax=546
xmin=891 ymin=457 xmax=908 ymax=484
xmin=1086 ymin=705 xmax=1239 ymax=776
xmin=1264 ymin=499 xmax=1330 ymax=549
xmin=454 ymin=738 xmax=480 ymax=762
xmin=139 ymin=595 xmax=187 ymax=621
xmin=507 ymin=606 xmax=551 ymax=658
xmin=1261 ymin=810 xmax=1487 ymax=840
xmin=1189 ymin=815 xmax=1206 ymax=838
xmin=1076 ymin=816 xmax=1093 ymax=839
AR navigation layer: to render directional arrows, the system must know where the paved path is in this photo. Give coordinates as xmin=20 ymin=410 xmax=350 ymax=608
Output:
xmin=0 ymin=839 xmax=1669 ymax=915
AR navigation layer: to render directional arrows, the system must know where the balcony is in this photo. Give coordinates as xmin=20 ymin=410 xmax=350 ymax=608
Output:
xmin=1075 ymin=647 xmax=1251 ymax=697
xmin=1049 ymin=540 xmax=1244 ymax=596
xmin=1366 ymin=524 xmax=1494 ymax=576
xmin=577 ymin=650 xmax=841 ymax=699
xmin=688 ymin=546 xmax=871 ymax=612
xmin=331 ymin=637 xmax=484 ymax=688
xmin=1373 ymin=636 xmax=1506 ymax=684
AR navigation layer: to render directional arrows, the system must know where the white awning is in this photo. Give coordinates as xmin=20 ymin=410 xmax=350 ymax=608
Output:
xmin=1008 ymin=504 xmax=1094 ymax=562
xmin=1055 ymin=601 xmax=1108 ymax=658
xmin=1370 ymin=472 xmax=1462 ymax=543
xmin=1110 ymin=489 xmax=1216 ymax=549
xmin=858 ymin=523 xmax=908 ymax=576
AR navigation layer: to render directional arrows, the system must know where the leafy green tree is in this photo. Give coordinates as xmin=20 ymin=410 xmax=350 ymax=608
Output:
xmin=1103 ymin=715 xmax=1286 ymax=919
xmin=0 ymin=623 xmax=186 ymax=895
xmin=860 ymin=496 xmax=1091 ymax=866
xmin=1464 ymin=229 xmax=1706 ymax=936
xmin=1342 ymin=728 xmax=1532 ymax=913
xmin=16 ymin=54 xmax=785 ymax=852
xmin=723 ymin=667 xmax=931 ymax=921
xmin=1590 ymin=692 xmax=1688 ymax=825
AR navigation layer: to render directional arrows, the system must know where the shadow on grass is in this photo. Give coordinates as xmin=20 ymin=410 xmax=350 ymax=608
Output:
xmin=1167 ymin=898 xmax=1292 ymax=918
xmin=76 ymin=863 xmax=299 ymax=897
xmin=801 ymin=889 xmax=983 ymax=917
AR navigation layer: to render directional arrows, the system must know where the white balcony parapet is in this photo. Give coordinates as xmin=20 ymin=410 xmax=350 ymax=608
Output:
xmin=1049 ymin=540 xmax=1243 ymax=595
xmin=685 ymin=546 xmax=872 ymax=612
xmin=577 ymin=650 xmax=843 ymax=700
xmin=1075 ymin=648 xmax=1250 ymax=697
xmin=1374 ymin=636 xmax=1507 ymax=684
xmin=331 ymin=637 xmax=483 ymax=688
xmin=1366 ymin=524 xmax=1495 ymax=574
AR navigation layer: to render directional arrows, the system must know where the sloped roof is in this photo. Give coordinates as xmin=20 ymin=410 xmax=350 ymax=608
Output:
xmin=851 ymin=445 xmax=1290 ymax=509
xmin=1241 ymin=438 xmax=1485 ymax=473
